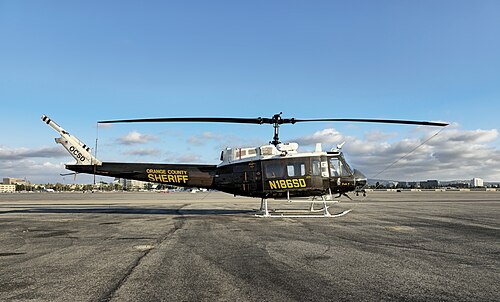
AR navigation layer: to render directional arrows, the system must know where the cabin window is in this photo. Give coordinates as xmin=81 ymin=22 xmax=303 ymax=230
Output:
xmin=235 ymin=149 xmax=246 ymax=159
xmin=287 ymin=163 xmax=306 ymax=177
xmin=261 ymin=146 xmax=274 ymax=155
xmin=312 ymin=160 xmax=321 ymax=176
xmin=264 ymin=162 xmax=284 ymax=178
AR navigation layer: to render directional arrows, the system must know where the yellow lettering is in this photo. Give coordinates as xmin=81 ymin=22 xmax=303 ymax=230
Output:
xmin=269 ymin=181 xmax=277 ymax=189
xmin=167 ymin=170 xmax=188 ymax=175
xmin=146 ymin=169 xmax=167 ymax=174
xmin=279 ymin=180 xmax=286 ymax=188
xmin=268 ymin=178 xmax=308 ymax=190
xmin=146 ymin=172 xmax=189 ymax=184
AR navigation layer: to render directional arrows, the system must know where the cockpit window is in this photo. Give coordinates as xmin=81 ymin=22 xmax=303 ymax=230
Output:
xmin=329 ymin=156 xmax=351 ymax=177
xmin=264 ymin=162 xmax=284 ymax=178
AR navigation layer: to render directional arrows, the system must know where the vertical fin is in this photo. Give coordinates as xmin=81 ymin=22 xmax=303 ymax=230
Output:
xmin=41 ymin=115 xmax=102 ymax=165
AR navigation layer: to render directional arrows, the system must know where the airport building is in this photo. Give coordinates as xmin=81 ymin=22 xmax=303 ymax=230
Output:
xmin=114 ymin=178 xmax=149 ymax=191
xmin=408 ymin=182 xmax=420 ymax=189
xmin=0 ymin=184 xmax=16 ymax=193
xmin=471 ymin=178 xmax=484 ymax=188
xmin=420 ymin=180 xmax=440 ymax=189
xmin=451 ymin=181 xmax=470 ymax=188
xmin=3 ymin=177 xmax=31 ymax=186
xmin=396 ymin=181 xmax=408 ymax=188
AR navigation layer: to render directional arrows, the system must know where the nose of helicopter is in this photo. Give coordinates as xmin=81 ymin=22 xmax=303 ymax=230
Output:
xmin=353 ymin=169 xmax=367 ymax=188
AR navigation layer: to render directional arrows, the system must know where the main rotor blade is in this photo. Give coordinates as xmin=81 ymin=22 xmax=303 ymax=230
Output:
xmin=99 ymin=116 xmax=448 ymax=127
xmin=292 ymin=118 xmax=448 ymax=127
xmin=98 ymin=117 xmax=271 ymax=124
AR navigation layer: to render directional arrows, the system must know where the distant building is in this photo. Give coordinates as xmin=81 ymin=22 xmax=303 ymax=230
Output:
xmin=471 ymin=178 xmax=484 ymax=187
xmin=388 ymin=181 xmax=398 ymax=188
xmin=3 ymin=178 xmax=30 ymax=186
xmin=0 ymin=184 xmax=16 ymax=193
xmin=114 ymin=178 xmax=148 ymax=191
xmin=452 ymin=182 xmax=470 ymax=188
xmin=408 ymin=182 xmax=420 ymax=189
xmin=420 ymin=180 xmax=440 ymax=189
xmin=397 ymin=181 xmax=408 ymax=189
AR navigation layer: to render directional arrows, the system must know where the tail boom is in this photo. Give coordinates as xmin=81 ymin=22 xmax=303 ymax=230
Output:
xmin=66 ymin=162 xmax=216 ymax=189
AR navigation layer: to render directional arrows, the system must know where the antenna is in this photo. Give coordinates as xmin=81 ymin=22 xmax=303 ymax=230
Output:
xmin=93 ymin=122 xmax=99 ymax=187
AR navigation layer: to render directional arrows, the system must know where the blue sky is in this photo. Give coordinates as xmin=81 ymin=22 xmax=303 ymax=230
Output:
xmin=1 ymin=1 xmax=499 ymax=183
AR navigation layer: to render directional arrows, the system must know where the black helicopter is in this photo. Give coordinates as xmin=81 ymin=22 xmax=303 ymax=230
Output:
xmin=41 ymin=113 xmax=448 ymax=217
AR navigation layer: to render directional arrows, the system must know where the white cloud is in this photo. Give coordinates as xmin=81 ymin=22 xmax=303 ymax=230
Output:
xmin=439 ymin=129 xmax=497 ymax=144
xmin=175 ymin=154 xmax=204 ymax=163
xmin=186 ymin=131 xmax=264 ymax=152
xmin=0 ymin=146 xmax=67 ymax=160
xmin=294 ymin=128 xmax=345 ymax=146
xmin=124 ymin=148 xmax=161 ymax=156
xmin=0 ymin=159 xmax=67 ymax=183
xmin=293 ymin=127 xmax=500 ymax=181
xmin=117 ymin=131 xmax=158 ymax=145
xmin=0 ymin=146 xmax=84 ymax=183
xmin=164 ymin=153 xmax=204 ymax=163
xmin=187 ymin=132 xmax=224 ymax=145
xmin=364 ymin=130 xmax=398 ymax=142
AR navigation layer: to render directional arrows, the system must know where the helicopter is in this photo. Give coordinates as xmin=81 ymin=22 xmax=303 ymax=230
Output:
xmin=41 ymin=113 xmax=448 ymax=217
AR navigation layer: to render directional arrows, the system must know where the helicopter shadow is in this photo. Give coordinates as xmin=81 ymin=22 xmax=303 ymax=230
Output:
xmin=0 ymin=207 xmax=255 ymax=216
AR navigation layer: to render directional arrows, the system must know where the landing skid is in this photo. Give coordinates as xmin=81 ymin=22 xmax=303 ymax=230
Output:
xmin=255 ymin=197 xmax=352 ymax=218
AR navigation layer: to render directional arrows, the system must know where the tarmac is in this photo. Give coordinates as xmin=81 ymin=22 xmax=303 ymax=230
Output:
xmin=0 ymin=191 xmax=499 ymax=301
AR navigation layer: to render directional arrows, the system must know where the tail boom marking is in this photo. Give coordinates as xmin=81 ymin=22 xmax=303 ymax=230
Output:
xmin=41 ymin=115 xmax=101 ymax=166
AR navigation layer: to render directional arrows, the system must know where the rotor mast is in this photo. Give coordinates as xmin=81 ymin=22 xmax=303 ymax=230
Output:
xmin=269 ymin=112 xmax=298 ymax=146
xmin=271 ymin=112 xmax=282 ymax=146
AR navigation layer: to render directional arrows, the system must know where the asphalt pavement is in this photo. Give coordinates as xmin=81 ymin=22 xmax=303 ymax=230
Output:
xmin=0 ymin=191 xmax=499 ymax=301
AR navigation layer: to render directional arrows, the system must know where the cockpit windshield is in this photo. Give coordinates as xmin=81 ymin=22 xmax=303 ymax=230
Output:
xmin=328 ymin=155 xmax=352 ymax=177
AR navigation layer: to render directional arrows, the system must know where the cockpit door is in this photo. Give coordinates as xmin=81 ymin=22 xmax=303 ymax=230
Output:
xmin=328 ymin=155 xmax=354 ymax=193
